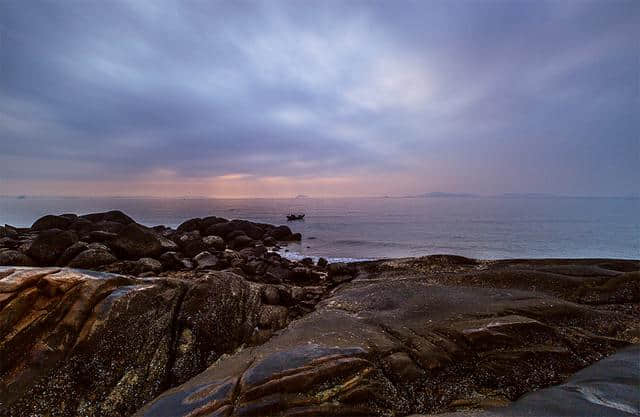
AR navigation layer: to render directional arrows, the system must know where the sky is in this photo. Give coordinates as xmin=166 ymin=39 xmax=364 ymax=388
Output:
xmin=0 ymin=0 xmax=638 ymax=198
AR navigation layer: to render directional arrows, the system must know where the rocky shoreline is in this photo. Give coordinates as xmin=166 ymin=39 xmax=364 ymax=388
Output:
xmin=0 ymin=211 xmax=638 ymax=416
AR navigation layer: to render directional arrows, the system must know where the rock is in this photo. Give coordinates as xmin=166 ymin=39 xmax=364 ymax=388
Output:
xmin=88 ymin=230 xmax=118 ymax=242
xmin=327 ymin=262 xmax=357 ymax=284
xmin=382 ymin=351 xmax=424 ymax=382
xmin=202 ymin=235 xmax=225 ymax=251
xmin=193 ymin=251 xmax=219 ymax=270
xmin=262 ymin=285 xmax=280 ymax=305
xmin=27 ymin=229 xmax=78 ymax=265
xmin=87 ymin=242 xmax=110 ymax=251
xmin=136 ymin=257 xmax=638 ymax=417
xmin=200 ymin=216 xmax=228 ymax=230
xmin=0 ymin=237 xmax=18 ymax=249
xmin=176 ymin=218 xmax=201 ymax=233
xmin=269 ymin=225 xmax=293 ymax=240
xmin=180 ymin=258 xmax=194 ymax=270
xmin=0 ymin=268 xmax=264 ymax=417
xmin=175 ymin=230 xmax=206 ymax=257
xmin=31 ymin=214 xmax=73 ymax=231
xmin=159 ymin=251 xmax=184 ymax=269
xmin=258 ymin=304 xmax=288 ymax=329
xmin=80 ymin=210 xmax=135 ymax=224
xmin=226 ymin=230 xmax=246 ymax=241
xmin=203 ymin=222 xmax=234 ymax=239
xmin=301 ymin=257 xmax=314 ymax=266
xmin=229 ymin=220 xmax=264 ymax=240
xmin=2 ymin=225 xmax=19 ymax=239
xmin=263 ymin=236 xmax=277 ymax=246
xmin=57 ymin=241 xmax=89 ymax=266
xmin=68 ymin=248 xmax=118 ymax=269
xmin=110 ymin=223 xmax=164 ymax=259
xmin=317 ymin=257 xmax=328 ymax=268
xmin=60 ymin=213 xmax=78 ymax=221
xmin=136 ymin=257 xmax=163 ymax=273
xmin=158 ymin=235 xmax=179 ymax=252
xmin=290 ymin=232 xmax=302 ymax=241
xmin=0 ymin=250 xmax=35 ymax=266
xmin=69 ymin=217 xmax=95 ymax=235
xmin=229 ymin=234 xmax=253 ymax=250
xmin=94 ymin=220 xmax=125 ymax=234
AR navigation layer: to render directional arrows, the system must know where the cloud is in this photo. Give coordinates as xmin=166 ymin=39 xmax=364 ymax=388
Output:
xmin=0 ymin=0 xmax=637 ymax=196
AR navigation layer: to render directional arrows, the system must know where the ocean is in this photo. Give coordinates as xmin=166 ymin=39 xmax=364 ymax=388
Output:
xmin=1 ymin=196 xmax=638 ymax=262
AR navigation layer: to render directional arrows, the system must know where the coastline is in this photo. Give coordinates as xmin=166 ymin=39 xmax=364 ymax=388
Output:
xmin=0 ymin=211 xmax=638 ymax=416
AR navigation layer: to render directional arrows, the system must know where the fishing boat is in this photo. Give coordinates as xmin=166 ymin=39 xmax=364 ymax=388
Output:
xmin=287 ymin=213 xmax=305 ymax=221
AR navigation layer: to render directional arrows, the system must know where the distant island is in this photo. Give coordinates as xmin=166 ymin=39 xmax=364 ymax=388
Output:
xmin=401 ymin=192 xmax=479 ymax=198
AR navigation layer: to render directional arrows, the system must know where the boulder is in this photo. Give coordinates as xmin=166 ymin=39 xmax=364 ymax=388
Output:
xmin=31 ymin=214 xmax=73 ymax=231
xmin=317 ymin=257 xmax=328 ymax=268
xmin=175 ymin=230 xmax=206 ymax=257
xmin=80 ymin=210 xmax=135 ymax=224
xmin=27 ymin=229 xmax=78 ymax=264
xmin=200 ymin=216 xmax=228 ymax=230
xmin=269 ymin=225 xmax=293 ymax=240
xmin=158 ymin=235 xmax=179 ymax=252
xmin=57 ymin=241 xmax=89 ymax=266
xmin=229 ymin=220 xmax=264 ymax=240
xmin=68 ymin=248 xmax=117 ymax=269
xmin=0 ymin=250 xmax=35 ymax=266
xmin=194 ymin=251 xmax=219 ymax=270
xmin=263 ymin=236 xmax=277 ymax=246
xmin=229 ymin=234 xmax=254 ymax=250
xmin=202 ymin=235 xmax=225 ymax=251
xmin=88 ymin=230 xmax=118 ymax=242
xmin=176 ymin=218 xmax=202 ymax=233
xmin=203 ymin=222 xmax=234 ymax=239
xmin=93 ymin=220 xmax=125 ymax=234
xmin=110 ymin=223 xmax=164 ymax=259
xmin=159 ymin=251 xmax=184 ymax=269
xmin=69 ymin=217 xmax=95 ymax=235
xmin=136 ymin=257 xmax=163 ymax=273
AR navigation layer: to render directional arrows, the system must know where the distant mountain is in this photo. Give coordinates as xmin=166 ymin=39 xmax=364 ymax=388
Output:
xmin=295 ymin=194 xmax=310 ymax=199
xmin=407 ymin=192 xmax=479 ymax=198
xmin=499 ymin=193 xmax=559 ymax=198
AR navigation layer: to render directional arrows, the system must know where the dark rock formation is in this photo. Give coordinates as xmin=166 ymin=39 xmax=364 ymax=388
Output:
xmin=0 ymin=250 xmax=35 ymax=266
xmin=26 ymin=229 xmax=78 ymax=264
xmin=31 ymin=214 xmax=74 ymax=231
xmin=79 ymin=210 xmax=135 ymax=224
xmin=0 ymin=267 xmax=320 ymax=417
xmin=67 ymin=248 xmax=118 ymax=269
xmin=413 ymin=344 xmax=640 ymax=416
xmin=110 ymin=223 xmax=164 ymax=259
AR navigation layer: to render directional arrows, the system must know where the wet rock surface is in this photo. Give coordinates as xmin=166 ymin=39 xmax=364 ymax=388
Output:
xmin=135 ymin=256 xmax=638 ymax=417
xmin=0 ymin=267 xmax=325 ymax=417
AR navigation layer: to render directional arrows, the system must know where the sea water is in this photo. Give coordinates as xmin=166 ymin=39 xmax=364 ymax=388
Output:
xmin=1 ymin=196 xmax=638 ymax=261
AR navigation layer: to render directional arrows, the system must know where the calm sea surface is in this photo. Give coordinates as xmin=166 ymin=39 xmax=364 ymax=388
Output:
xmin=1 ymin=196 xmax=638 ymax=261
